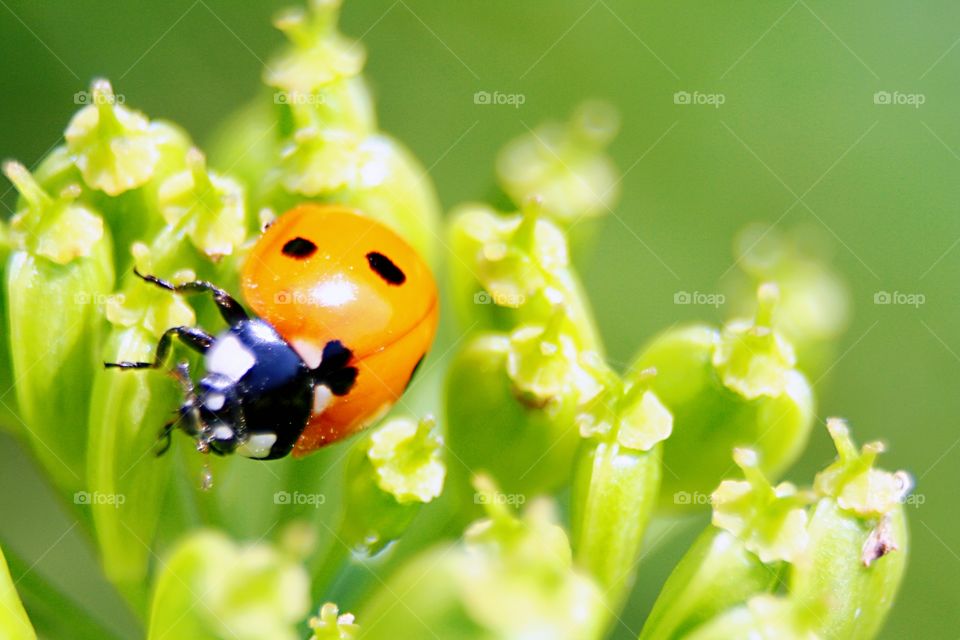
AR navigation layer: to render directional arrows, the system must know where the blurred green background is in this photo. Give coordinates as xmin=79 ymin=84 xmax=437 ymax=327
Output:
xmin=1 ymin=1 xmax=957 ymax=637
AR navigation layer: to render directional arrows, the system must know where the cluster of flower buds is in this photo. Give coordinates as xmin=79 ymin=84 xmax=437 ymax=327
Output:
xmin=445 ymin=203 xmax=608 ymax=506
xmin=356 ymin=476 xmax=606 ymax=639
xmin=0 ymin=0 xmax=446 ymax=614
xmin=147 ymin=531 xmax=310 ymax=640
xmin=725 ymin=223 xmax=852 ymax=379
xmin=641 ymin=419 xmax=910 ymax=639
xmin=338 ymin=416 xmax=445 ymax=556
xmin=0 ymin=1 xmax=912 ymax=638
xmin=1 ymin=77 xmax=257 ymax=603
xmin=495 ymin=100 xmax=621 ymax=257
xmin=211 ymin=0 xmax=441 ymax=266
xmin=631 ymin=282 xmax=816 ymax=509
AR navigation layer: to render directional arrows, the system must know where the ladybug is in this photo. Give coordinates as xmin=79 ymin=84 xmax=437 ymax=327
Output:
xmin=106 ymin=204 xmax=439 ymax=459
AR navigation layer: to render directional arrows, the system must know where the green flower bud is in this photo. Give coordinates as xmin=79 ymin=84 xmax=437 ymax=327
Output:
xmin=640 ymin=448 xmax=808 ymax=640
xmin=157 ymin=148 xmax=247 ymax=259
xmin=267 ymin=128 xmax=440 ymax=265
xmin=683 ymin=595 xmax=818 ymax=640
xmin=210 ymin=0 xmax=437 ymax=264
xmin=146 ymin=531 xmax=310 ymax=640
xmin=358 ymin=477 xmax=605 ymax=640
xmin=86 ymin=275 xmax=193 ymax=598
xmin=267 ymin=0 xmax=374 ymax=134
xmin=207 ymin=100 xmax=282 ymax=223
xmin=447 ymin=203 xmax=602 ymax=348
xmin=309 ymin=603 xmax=358 ymax=640
xmin=631 ymin=284 xmax=815 ymax=509
xmin=0 ymin=546 xmax=35 ymax=640
xmin=340 ymin=416 xmax=445 ymax=555
xmin=64 ymin=79 xmax=163 ymax=197
xmin=639 ymin=528 xmax=782 ymax=640
xmin=727 ymin=223 xmax=851 ymax=378
xmin=571 ymin=367 xmax=668 ymax=618
xmin=508 ymin=309 xmax=603 ymax=406
xmin=44 ymin=84 xmax=193 ymax=272
xmin=712 ymin=448 xmax=813 ymax=564
xmin=496 ymin=101 xmax=620 ymax=231
xmin=0 ymin=220 xmax=17 ymax=431
xmin=3 ymin=161 xmax=114 ymax=493
xmin=789 ymin=419 xmax=910 ymax=640
xmin=445 ymin=314 xmax=602 ymax=504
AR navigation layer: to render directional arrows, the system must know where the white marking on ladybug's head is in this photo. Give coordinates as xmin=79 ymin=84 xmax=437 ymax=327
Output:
xmin=212 ymin=425 xmax=234 ymax=441
xmin=206 ymin=334 xmax=256 ymax=382
xmin=292 ymin=338 xmax=323 ymax=369
xmin=205 ymin=393 xmax=225 ymax=411
xmin=236 ymin=432 xmax=278 ymax=459
xmin=313 ymin=384 xmax=333 ymax=414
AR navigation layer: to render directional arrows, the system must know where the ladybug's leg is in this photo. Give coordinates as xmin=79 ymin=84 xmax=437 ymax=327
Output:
xmin=104 ymin=326 xmax=214 ymax=370
xmin=155 ymin=362 xmax=200 ymax=457
xmin=155 ymin=421 xmax=176 ymax=456
xmin=133 ymin=268 xmax=248 ymax=326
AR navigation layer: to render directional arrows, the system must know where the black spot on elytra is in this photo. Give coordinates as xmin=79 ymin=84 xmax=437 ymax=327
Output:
xmin=282 ymin=237 xmax=317 ymax=259
xmin=366 ymin=251 xmax=405 ymax=285
xmin=312 ymin=340 xmax=358 ymax=396
xmin=405 ymin=354 xmax=425 ymax=391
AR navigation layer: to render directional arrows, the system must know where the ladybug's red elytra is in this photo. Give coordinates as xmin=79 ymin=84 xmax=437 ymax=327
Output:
xmin=105 ymin=204 xmax=439 ymax=460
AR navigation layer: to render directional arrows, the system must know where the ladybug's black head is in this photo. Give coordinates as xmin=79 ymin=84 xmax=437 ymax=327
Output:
xmin=171 ymin=319 xmax=315 ymax=460
xmin=181 ymin=375 xmax=244 ymax=456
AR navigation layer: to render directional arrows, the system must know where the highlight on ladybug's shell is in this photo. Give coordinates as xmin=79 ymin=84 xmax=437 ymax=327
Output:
xmin=104 ymin=204 xmax=439 ymax=460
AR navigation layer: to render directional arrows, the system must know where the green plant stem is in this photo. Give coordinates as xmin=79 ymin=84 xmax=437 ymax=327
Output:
xmin=309 ymin=521 xmax=351 ymax=603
